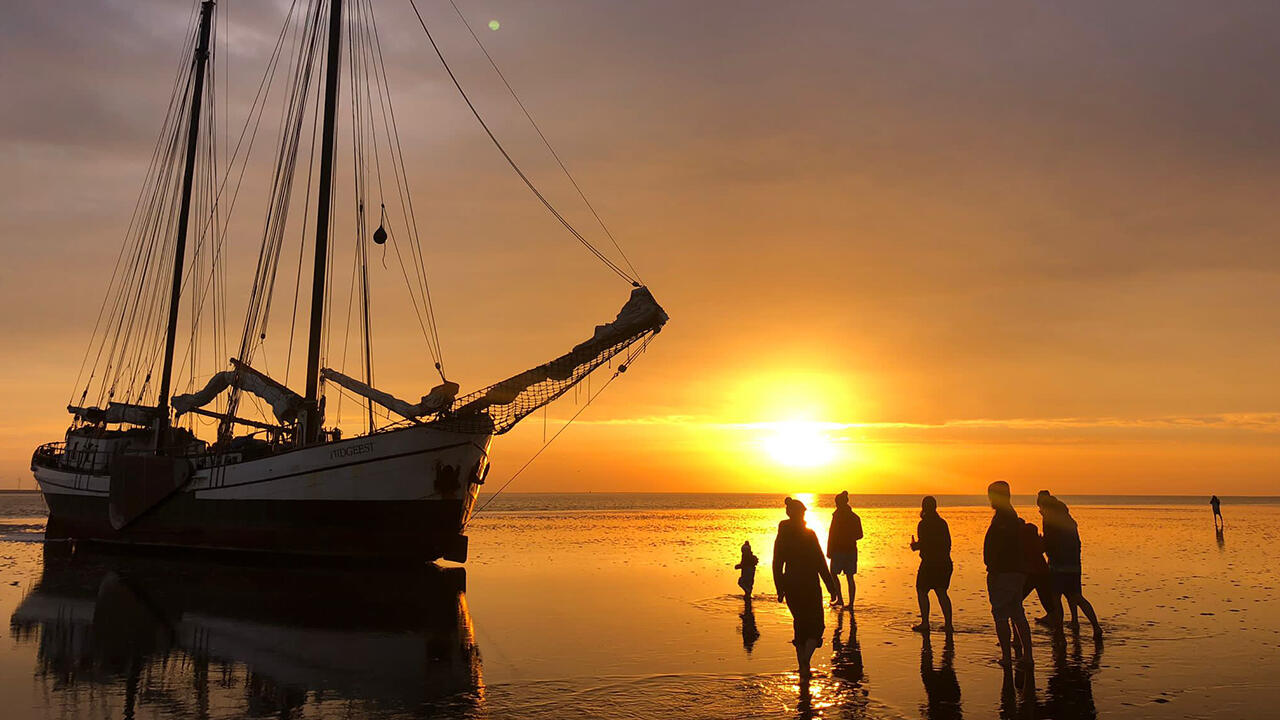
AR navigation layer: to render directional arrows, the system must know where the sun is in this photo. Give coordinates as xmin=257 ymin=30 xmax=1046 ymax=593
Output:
xmin=761 ymin=420 xmax=839 ymax=468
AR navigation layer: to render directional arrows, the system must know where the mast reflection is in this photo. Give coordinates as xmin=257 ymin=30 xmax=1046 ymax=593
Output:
xmin=10 ymin=546 xmax=483 ymax=718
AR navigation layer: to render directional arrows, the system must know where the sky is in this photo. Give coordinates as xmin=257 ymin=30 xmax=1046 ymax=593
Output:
xmin=2 ymin=0 xmax=1279 ymax=494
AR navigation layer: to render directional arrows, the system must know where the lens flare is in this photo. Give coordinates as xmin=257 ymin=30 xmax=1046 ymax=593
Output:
xmin=488 ymin=19 xmax=500 ymax=31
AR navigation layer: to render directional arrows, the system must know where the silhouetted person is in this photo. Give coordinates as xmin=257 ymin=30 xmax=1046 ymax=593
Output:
xmin=735 ymin=540 xmax=759 ymax=598
xmin=911 ymin=496 xmax=954 ymax=633
xmin=921 ymin=633 xmax=963 ymax=720
xmin=1021 ymin=521 xmax=1063 ymax=630
xmin=827 ymin=490 xmax=863 ymax=609
xmin=984 ymin=481 xmax=1033 ymax=668
xmin=1210 ymin=495 xmax=1223 ymax=530
xmin=774 ymin=496 xmax=842 ymax=679
xmin=1038 ymin=491 xmax=1102 ymax=638
xmin=740 ymin=597 xmax=760 ymax=653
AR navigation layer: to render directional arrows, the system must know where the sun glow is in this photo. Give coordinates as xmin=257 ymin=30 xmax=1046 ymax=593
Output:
xmin=761 ymin=420 xmax=839 ymax=468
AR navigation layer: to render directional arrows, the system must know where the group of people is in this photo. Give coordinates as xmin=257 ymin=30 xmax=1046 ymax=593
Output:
xmin=735 ymin=483 xmax=1105 ymax=678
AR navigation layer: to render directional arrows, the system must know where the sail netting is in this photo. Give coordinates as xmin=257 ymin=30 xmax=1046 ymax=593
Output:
xmin=425 ymin=287 xmax=667 ymax=435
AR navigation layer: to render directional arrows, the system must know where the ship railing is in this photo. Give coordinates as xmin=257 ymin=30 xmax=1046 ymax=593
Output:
xmin=31 ymin=442 xmax=66 ymax=468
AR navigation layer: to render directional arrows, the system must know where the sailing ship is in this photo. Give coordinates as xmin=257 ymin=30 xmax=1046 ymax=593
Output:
xmin=30 ymin=0 xmax=665 ymax=561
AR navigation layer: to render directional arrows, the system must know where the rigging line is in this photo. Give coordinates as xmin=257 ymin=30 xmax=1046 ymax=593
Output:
xmin=69 ymin=18 xmax=197 ymax=404
xmin=464 ymin=335 xmax=654 ymax=526
xmin=446 ymin=0 xmax=643 ymax=285
xmin=364 ymin=4 xmax=445 ymax=376
xmin=404 ymin=0 xmax=637 ymax=286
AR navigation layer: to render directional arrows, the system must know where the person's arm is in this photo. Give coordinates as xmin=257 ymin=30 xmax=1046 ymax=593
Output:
xmin=773 ymin=529 xmax=786 ymax=601
xmin=911 ymin=520 xmax=922 ymax=551
xmin=815 ymin=532 xmax=840 ymax=599
xmin=826 ymin=516 xmax=837 ymax=558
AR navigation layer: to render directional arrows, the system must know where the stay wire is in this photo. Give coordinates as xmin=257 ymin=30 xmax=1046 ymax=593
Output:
xmin=446 ymin=0 xmax=643 ymax=285
xmin=405 ymin=0 xmax=637 ymax=287
xmin=464 ymin=332 xmax=655 ymax=526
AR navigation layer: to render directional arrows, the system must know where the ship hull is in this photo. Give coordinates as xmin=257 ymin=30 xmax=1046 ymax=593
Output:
xmin=33 ymin=424 xmax=492 ymax=561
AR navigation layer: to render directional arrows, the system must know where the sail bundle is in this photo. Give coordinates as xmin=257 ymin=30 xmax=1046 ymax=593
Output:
xmin=321 ymin=369 xmax=459 ymax=420
xmin=172 ymin=362 xmax=304 ymax=424
xmin=430 ymin=287 xmax=667 ymax=435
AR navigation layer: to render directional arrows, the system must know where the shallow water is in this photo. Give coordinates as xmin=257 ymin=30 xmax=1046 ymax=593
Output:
xmin=1 ymin=493 xmax=1276 ymax=718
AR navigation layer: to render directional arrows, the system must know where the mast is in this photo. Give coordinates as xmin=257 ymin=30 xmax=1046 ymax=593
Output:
xmin=155 ymin=0 xmax=216 ymax=452
xmin=302 ymin=0 xmax=345 ymax=443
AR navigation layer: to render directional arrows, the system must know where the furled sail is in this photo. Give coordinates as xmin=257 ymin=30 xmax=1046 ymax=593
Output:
xmin=431 ymin=287 xmax=668 ymax=435
xmin=172 ymin=361 xmax=304 ymax=424
xmin=320 ymin=368 xmax=459 ymax=420
xmin=68 ymin=402 xmax=161 ymax=426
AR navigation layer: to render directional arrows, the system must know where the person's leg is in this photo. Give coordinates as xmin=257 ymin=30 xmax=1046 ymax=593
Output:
xmin=1070 ymin=592 xmax=1103 ymax=636
xmin=994 ymin=613 xmax=1014 ymax=665
xmin=914 ymin=588 xmax=931 ymax=631
xmin=829 ymin=560 xmax=843 ymax=606
xmin=1011 ymin=607 xmax=1033 ymax=666
xmin=847 ymin=572 xmax=857 ymax=608
xmin=1036 ymin=577 xmax=1063 ymax=628
xmin=797 ymin=638 xmax=819 ymax=677
xmin=937 ymin=589 xmax=954 ymax=632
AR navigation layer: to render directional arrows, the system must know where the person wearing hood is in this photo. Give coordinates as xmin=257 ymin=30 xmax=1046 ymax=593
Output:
xmin=827 ymin=490 xmax=863 ymax=609
xmin=773 ymin=496 xmax=842 ymax=679
xmin=911 ymin=495 xmax=954 ymax=633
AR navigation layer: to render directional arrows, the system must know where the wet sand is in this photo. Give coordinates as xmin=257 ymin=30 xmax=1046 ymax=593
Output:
xmin=1 ymin=493 xmax=1276 ymax=718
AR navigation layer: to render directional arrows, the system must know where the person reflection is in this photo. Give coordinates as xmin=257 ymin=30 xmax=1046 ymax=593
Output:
xmin=1216 ymin=526 xmax=1226 ymax=551
xmin=920 ymin=634 xmax=962 ymax=720
xmin=830 ymin=610 xmax=869 ymax=715
xmin=1041 ymin=632 xmax=1101 ymax=720
xmin=740 ymin=595 xmax=760 ymax=652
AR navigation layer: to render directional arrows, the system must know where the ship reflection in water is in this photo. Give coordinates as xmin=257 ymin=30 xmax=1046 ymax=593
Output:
xmin=9 ymin=547 xmax=482 ymax=719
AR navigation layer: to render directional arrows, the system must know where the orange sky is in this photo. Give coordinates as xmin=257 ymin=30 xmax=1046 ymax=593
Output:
xmin=2 ymin=0 xmax=1279 ymax=493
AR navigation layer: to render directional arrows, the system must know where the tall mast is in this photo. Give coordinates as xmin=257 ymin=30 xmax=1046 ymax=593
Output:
xmin=155 ymin=0 xmax=216 ymax=452
xmin=302 ymin=0 xmax=345 ymax=443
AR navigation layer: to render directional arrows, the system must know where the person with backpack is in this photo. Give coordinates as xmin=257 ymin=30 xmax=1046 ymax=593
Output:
xmin=984 ymin=481 xmax=1033 ymax=667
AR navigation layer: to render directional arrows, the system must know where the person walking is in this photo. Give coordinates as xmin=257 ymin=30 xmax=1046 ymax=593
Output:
xmin=827 ymin=490 xmax=863 ymax=609
xmin=1210 ymin=495 xmax=1224 ymax=530
xmin=910 ymin=496 xmax=954 ymax=634
xmin=984 ymin=481 xmax=1033 ymax=668
xmin=774 ymin=496 xmax=842 ymax=679
xmin=1038 ymin=491 xmax=1103 ymax=638
xmin=1021 ymin=520 xmax=1063 ymax=629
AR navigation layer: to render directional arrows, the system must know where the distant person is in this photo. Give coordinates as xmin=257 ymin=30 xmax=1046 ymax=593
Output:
xmin=1038 ymin=491 xmax=1103 ymax=638
xmin=1021 ymin=520 xmax=1063 ymax=630
xmin=984 ymin=481 xmax=1033 ymax=667
xmin=827 ymin=490 xmax=863 ymax=609
xmin=735 ymin=540 xmax=759 ymax=598
xmin=910 ymin=496 xmax=954 ymax=634
xmin=1210 ymin=495 xmax=1223 ymax=530
xmin=774 ymin=496 xmax=842 ymax=679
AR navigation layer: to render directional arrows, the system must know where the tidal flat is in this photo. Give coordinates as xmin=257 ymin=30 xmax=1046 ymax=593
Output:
xmin=2 ymin=493 xmax=1275 ymax=718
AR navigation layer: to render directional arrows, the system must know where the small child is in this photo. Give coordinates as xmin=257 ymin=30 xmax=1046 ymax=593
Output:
xmin=735 ymin=540 xmax=759 ymax=598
